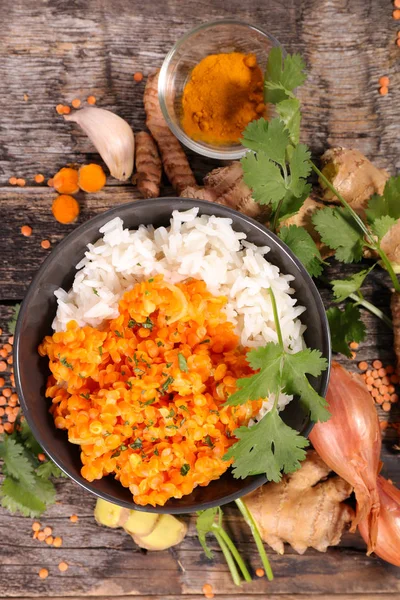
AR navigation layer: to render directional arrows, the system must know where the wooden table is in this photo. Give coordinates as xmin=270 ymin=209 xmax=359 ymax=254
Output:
xmin=0 ymin=1 xmax=399 ymax=598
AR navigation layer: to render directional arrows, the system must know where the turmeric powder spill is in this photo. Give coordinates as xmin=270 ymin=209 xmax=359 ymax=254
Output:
xmin=39 ymin=275 xmax=261 ymax=507
xmin=181 ymin=52 xmax=265 ymax=145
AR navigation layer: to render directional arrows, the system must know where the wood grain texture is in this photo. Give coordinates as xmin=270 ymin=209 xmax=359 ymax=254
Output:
xmin=0 ymin=0 xmax=399 ymax=597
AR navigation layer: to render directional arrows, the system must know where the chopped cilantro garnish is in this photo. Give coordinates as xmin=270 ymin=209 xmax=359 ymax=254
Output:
xmin=178 ymin=353 xmax=188 ymax=372
xmin=204 ymin=435 xmax=214 ymax=448
xmin=60 ymin=357 xmax=73 ymax=370
xmin=180 ymin=464 xmax=190 ymax=476
xmin=160 ymin=376 xmax=174 ymax=394
xmin=130 ymin=439 xmax=143 ymax=450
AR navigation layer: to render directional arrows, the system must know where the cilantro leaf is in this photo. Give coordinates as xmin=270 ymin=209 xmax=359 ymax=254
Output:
xmin=8 ymin=303 xmax=21 ymax=335
xmin=37 ymin=460 xmax=66 ymax=479
xmin=312 ymin=207 xmax=364 ymax=263
xmin=241 ymin=151 xmax=287 ymax=208
xmin=265 ymin=47 xmax=306 ymax=104
xmin=331 ymin=267 xmax=374 ymax=302
xmin=278 ymin=184 xmax=312 ymax=222
xmin=276 ymin=98 xmax=301 ymax=145
xmin=289 ymin=144 xmax=312 ymax=196
xmin=227 ymin=342 xmax=329 ymax=421
xmin=227 ymin=343 xmax=283 ymax=406
xmin=178 ymin=353 xmax=188 ymax=373
xmin=282 ymin=349 xmax=329 ymax=422
xmin=371 ymin=215 xmax=396 ymax=240
xmin=279 ymin=224 xmax=323 ymax=277
xmin=366 ymin=176 xmax=400 ymax=222
xmin=0 ymin=437 xmax=36 ymax=488
xmin=0 ymin=477 xmax=47 ymax=517
xmin=241 ymin=118 xmax=289 ymax=166
xmin=196 ymin=507 xmax=220 ymax=559
xmin=224 ymin=408 xmax=308 ymax=481
xmin=326 ymin=305 xmax=366 ymax=357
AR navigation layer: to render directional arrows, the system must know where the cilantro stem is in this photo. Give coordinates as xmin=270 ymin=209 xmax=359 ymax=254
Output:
xmin=349 ymin=293 xmax=393 ymax=328
xmin=272 ymin=199 xmax=284 ymax=233
xmin=213 ymin=523 xmax=252 ymax=583
xmin=269 ymin=288 xmax=283 ymax=348
xmin=235 ymin=499 xmax=274 ymax=581
xmin=213 ymin=530 xmax=242 ymax=586
xmin=311 ymin=162 xmax=400 ymax=294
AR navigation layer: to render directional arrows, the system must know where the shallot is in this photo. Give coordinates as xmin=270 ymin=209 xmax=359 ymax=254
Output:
xmin=359 ymin=476 xmax=400 ymax=567
xmin=309 ymin=362 xmax=381 ymax=552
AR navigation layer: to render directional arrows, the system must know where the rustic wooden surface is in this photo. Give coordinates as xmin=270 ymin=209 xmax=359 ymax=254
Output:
xmin=0 ymin=0 xmax=399 ymax=598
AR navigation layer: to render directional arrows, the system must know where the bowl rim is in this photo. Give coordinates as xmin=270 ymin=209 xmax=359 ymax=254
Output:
xmin=14 ymin=198 xmax=331 ymax=513
xmin=158 ymin=18 xmax=284 ymax=161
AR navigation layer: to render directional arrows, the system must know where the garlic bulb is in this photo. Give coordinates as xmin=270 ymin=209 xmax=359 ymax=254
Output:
xmin=65 ymin=107 xmax=135 ymax=181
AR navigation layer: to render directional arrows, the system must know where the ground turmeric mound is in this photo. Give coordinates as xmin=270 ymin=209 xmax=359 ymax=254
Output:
xmin=181 ymin=52 xmax=265 ymax=145
xmin=39 ymin=275 xmax=261 ymax=507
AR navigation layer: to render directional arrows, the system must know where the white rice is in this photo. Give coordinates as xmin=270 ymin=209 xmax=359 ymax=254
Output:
xmin=53 ymin=208 xmax=307 ymax=414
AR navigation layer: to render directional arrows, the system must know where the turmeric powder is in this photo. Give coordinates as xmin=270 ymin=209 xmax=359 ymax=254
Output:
xmin=181 ymin=52 xmax=265 ymax=145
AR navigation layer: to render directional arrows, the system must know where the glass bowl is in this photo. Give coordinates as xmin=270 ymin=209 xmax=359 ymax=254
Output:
xmin=158 ymin=19 xmax=284 ymax=160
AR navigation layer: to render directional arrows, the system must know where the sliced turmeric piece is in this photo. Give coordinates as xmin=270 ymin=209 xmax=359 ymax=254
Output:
xmin=53 ymin=167 xmax=79 ymax=195
xmin=52 ymin=195 xmax=80 ymax=224
xmin=78 ymin=164 xmax=106 ymax=193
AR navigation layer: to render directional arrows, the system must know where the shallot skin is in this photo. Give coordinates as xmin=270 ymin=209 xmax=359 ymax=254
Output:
xmin=309 ymin=362 xmax=381 ymax=552
xmin=359 ymin=476 xmax=400 ymax=567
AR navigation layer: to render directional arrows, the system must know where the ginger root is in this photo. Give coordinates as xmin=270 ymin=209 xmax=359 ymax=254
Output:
xmin=129 ymin=514 xmax=187 ymax=551
xmin=134 ymin=131 xmax=162 ymax=198
xmin=243 ymin=451 xmax=354 ymax=555
xmin=181 ymin=162 xmax=269 ymax=220
xmin=144 ymin=71 xmax=197 ymax=194
xmin=94 ymin=498 xmax=187 ymax=551
xmin=319 ymin=148 xmax=389 ymax=214
xmin=94 ymin=498 xmax=129 ymax=528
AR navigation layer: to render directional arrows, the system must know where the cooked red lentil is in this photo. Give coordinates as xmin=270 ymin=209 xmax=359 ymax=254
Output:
xmin=39 ymin=276 xmax=261 ymax=507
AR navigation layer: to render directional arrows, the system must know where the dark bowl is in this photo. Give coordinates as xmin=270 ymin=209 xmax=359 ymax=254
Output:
xmin=15 ymin=198 xmax=331 ymax=514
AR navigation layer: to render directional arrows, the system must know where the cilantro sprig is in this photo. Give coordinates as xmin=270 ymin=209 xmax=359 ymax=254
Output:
xmin=224 ymin=288 xmax=329 ymax=482
xmin=0 ymin=420 xmax=65 ymax=517
xmin=241 ymin=47 xmax=400 ymax=350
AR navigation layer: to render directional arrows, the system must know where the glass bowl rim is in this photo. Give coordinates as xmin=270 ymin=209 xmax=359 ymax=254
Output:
xmin=158 ymin=18 xmax=284 ymax=161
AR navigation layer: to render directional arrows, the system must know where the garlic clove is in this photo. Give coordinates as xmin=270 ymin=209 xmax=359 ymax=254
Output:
xmin=64 ymin=107 xmax=135 ymax=181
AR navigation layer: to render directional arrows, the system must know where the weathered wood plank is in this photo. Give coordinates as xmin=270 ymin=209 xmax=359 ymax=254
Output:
xmin=0 ymin=0 xmax=398 ymax=181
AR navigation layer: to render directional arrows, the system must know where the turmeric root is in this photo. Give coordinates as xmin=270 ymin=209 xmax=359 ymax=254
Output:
xmin=144 ymin=71 xmax=197 ymax=194
xmin=243 ymin=451 xmax=354 ymax=555
xmin=319 ymin=148 xmax=389 ymax=213
xmin=134 ymin=131 xmax=162 ymax=198
xmin=94 ymin=498 xmax=187 ymax=551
